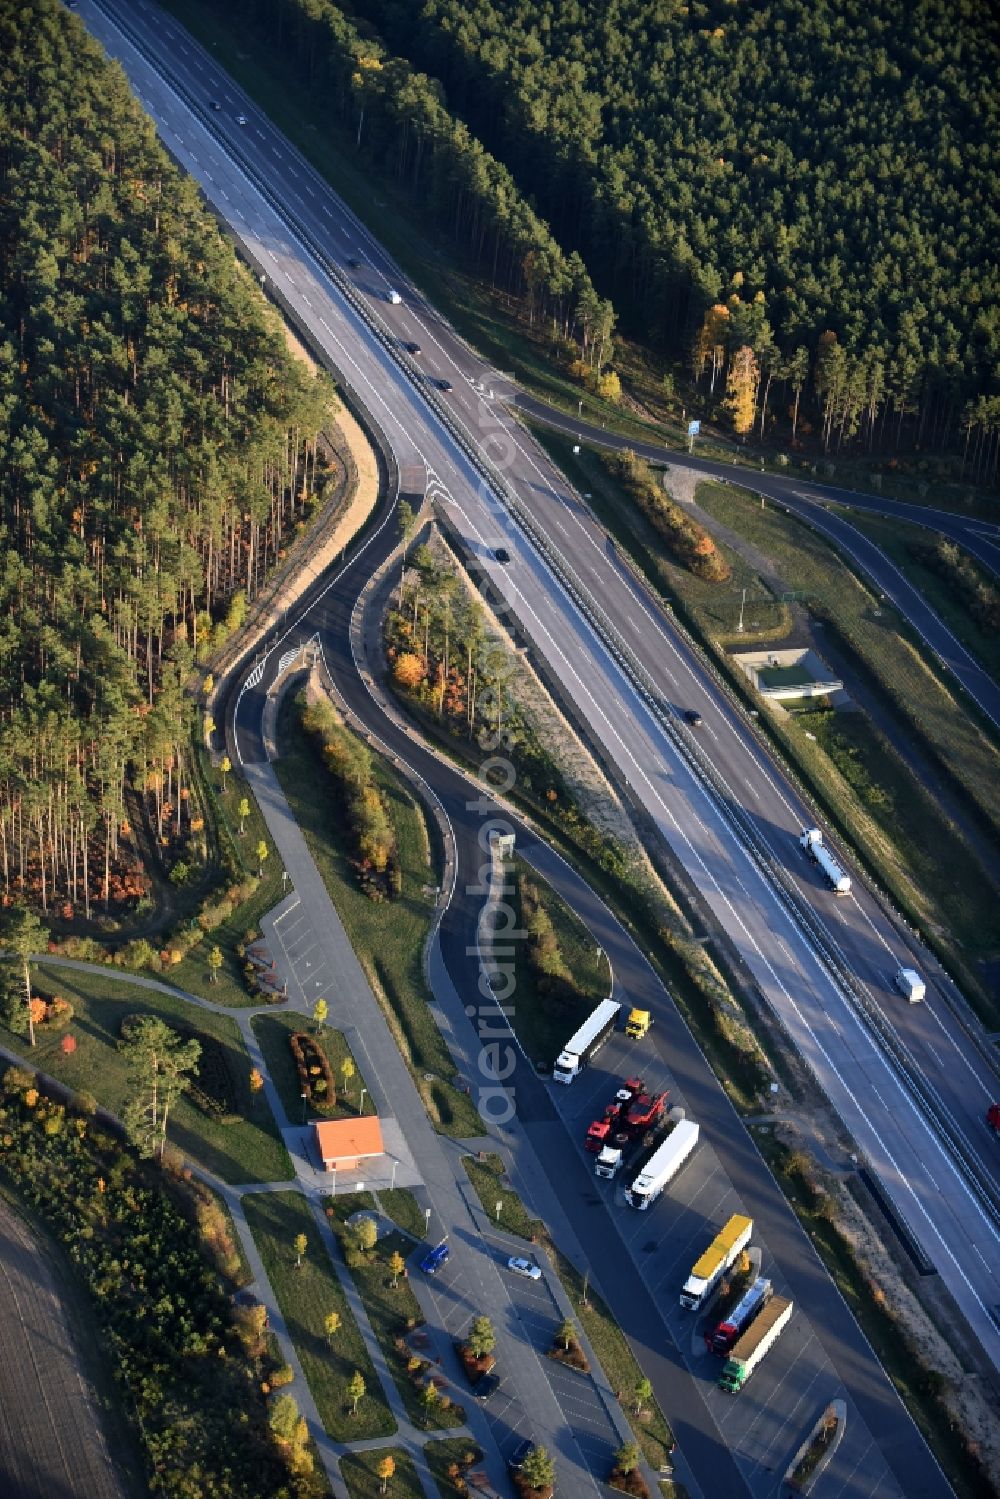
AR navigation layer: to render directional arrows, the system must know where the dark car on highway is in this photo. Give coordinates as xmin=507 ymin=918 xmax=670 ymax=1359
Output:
xmin=438 ymin=378 xmax=453 ymax=392
xmin=684 ymin=709 xmax=704 ymax=727
xmin=494 ymin=547 xmax=511 ymax=564
xmin=403 ymin=341 xmax=422 ymax=355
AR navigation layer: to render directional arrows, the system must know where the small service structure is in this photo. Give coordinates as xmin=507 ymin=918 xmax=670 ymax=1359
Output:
xmin=313 ymin=1116 xmax=385 ymax=1174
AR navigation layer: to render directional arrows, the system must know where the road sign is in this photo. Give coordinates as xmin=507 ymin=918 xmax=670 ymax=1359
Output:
xmin=687 ymin=420 xmax=701 ymax=436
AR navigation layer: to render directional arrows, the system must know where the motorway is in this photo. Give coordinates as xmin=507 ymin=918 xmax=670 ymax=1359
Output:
xmin=79 ymin=0 xmax=997 ymax=1492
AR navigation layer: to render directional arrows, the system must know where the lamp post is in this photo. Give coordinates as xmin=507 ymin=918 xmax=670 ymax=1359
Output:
xmin=578 ymin=398 xmax=583 ymax=418
xmin=737 ymin=587 xmax=747 ymax=634
xmin=359 ymin=1086 xmax=368 ymax=1115
xmin=391 ymin=1158 xmax=398 ymax=1191
xmin=424 ymin=1207 xmax=432 ymax=1235
xmin=300 ymin=1089 xmax=309 ymax=1125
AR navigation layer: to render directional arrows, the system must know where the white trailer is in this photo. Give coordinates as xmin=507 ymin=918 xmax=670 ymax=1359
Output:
xmin=679 ymin=1214 xmax=753 ymax=1310
xmin=553 ymin=999 xmax=621 ymax=1083
xmin=624 ymin=1119 xmax=699 ymax=1209
xmin=799 ymin=828 xmax=851 ymax=894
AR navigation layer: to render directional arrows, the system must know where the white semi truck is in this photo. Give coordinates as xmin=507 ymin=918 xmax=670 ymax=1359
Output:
xmin=624 ymin=1118 xmax=699 ymax=1209
xmin=679 ymin=1214 xmax=753 ymax=1311
xmin=799 ymin=828 xmax=851 ymax=894
xmin=894 ymin=966 xmax=926 ymax=1002
xmin=552 ymin=999 xmax=621 ymax=1083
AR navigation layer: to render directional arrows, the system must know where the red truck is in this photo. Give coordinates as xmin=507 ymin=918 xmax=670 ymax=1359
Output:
xmin=987 ymin=1103 xmax=1000 ymax=1136
xmin=584 ymin=1078 xmax=646 ymax=1153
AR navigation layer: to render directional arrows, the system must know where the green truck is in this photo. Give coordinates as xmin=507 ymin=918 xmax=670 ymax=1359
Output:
xmin=718 ymin=1295 xmax=793 ymax=1393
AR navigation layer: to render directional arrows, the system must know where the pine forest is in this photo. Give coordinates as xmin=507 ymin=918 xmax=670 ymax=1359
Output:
xmin=280 ymin=0 xmax=998 ymax=465
xmin=0 ymin=0 xmax=333 ymax=920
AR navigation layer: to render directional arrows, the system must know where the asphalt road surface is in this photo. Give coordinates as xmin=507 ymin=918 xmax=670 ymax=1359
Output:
xmin=0 ymin=1197 xmax=122 ymax=1499
xmin=79 ymin=0 xmax=996 ymax=1490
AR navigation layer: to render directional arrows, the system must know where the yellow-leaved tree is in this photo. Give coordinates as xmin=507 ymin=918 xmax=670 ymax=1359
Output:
xmin=724 ymin=345 xmax=760 ymax=436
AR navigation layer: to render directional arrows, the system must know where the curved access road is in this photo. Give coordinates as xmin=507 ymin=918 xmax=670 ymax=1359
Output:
xmin=84 ymin=0 xmax=999 ymax=1415
xmin=516 ymin=394 xmax=1000 ymax=724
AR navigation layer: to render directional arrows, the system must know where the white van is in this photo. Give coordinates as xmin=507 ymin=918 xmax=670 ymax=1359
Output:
xmin=386 ymin=288 xmax=402 ymax=305
xmin=894 ymin=967 xmax=926 ymax=1003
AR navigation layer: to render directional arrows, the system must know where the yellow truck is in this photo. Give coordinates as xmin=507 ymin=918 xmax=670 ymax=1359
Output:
xmin=679 ymin=1214 xmax=753 ymax=1310
xmin=625 ymin=1008 xmax=651 ymax=1040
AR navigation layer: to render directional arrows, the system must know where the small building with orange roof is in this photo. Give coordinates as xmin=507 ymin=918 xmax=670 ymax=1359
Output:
xmin=313 ymin=1116 xmax=384 ymax=1173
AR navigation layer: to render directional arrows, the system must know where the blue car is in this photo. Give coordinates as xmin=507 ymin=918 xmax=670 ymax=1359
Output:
xmin=420 ymin=1242 xmax=450 ymax=1275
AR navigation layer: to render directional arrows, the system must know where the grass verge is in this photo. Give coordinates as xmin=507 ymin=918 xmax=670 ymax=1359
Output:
xmin=845 ymin=511 xmax=1000 ymax=681
xmin=242 ymin=1189 xmax=394 ymax=1441
xmin=423 ymin=1438 xmax=485 ymax=1497
xmin=340 ymin=1449 xmax=423 ymax=1499
xmin=251 ymin=1012 xmax=374 ymax=1125
xmin=382 ymin=678 xmax=780 ymax=1109
xmin=325 ymin=1193 xmax=466 ymax=1431
xmin=749 ymin=1128 xmax=993 ymax=1499
xmin=167 ymin=767 xmax=286 ymax=1008
xmin=461 ymin=1155 xmax=676 ymax=1473
xmin=5 ymin=962 xmax=292 ymax=1184
xmin=375 ymin=1188 xmax=427 ymax=1240
xmin=274 ymin=696 xmax=482 ymax=1138
xmin=506 ymin=856 xmax=609 ymax=1064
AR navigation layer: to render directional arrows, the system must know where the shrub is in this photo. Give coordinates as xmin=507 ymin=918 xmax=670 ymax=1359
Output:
xmin=299 ymin=697 xmax=400 ymax=900
xmin=606 ymin=450 xmax=732 ymax=583
xmin=288 ymin=1032 xmax=337 ymax=1114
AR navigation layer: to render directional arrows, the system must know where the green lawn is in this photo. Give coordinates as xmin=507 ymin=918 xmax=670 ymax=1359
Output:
xmin=340 ymin=1449 xmax=423 ymax=1499
xmin=460 ymin=1156 xmax=676 ymax=1472
xmin=4 ymin=963 xmax=291 ymax=1184
xmin=375 ymin=1188 xmax=427 ymax=1240
xmin=325 ymin=1194 xmax=465 ymax=1431
xmin=424 ymin=1438 xmax=485 ymax=1497
xmin=757 ymin=663 xmax=814 ymax=689
xmin=462 ymin=1154 xmax=545 ymax=1242
xmin=274 ymin=699 xmax=483 ymax=1139
xmin=506 ymin=859 xmax=608 ymax=1065
xmin=242 ymin=1190 xmax=394 ymax=1441
xmin=251 ymin=1012 xmax=374 ymax=1125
